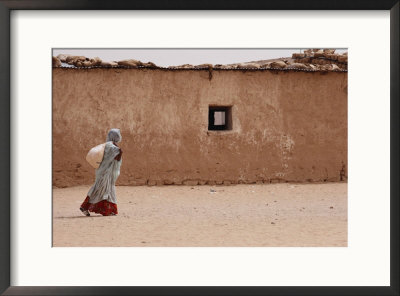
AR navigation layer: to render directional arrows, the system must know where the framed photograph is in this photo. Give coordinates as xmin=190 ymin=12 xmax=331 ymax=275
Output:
xmin=1 ymin=1 xmax=398 ymax=295
xmin=52 ymin=47 xmax=349 ymax=248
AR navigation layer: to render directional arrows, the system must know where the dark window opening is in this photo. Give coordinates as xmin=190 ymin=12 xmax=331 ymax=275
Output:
xmin=208 ymin=106 xmax=232 ymax=131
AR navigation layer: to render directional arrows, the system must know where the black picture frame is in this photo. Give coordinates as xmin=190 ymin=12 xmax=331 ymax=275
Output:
xmin=0 ymin=1 xmax=398 ymax=295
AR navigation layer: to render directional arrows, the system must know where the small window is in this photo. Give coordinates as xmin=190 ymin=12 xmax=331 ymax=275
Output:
xmin=208 ymin=106 xmax=232 ymax=131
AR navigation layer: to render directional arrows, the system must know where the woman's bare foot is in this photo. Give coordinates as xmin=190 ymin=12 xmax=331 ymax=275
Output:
xmin=80 ymin=207 xmax=90 ymax=216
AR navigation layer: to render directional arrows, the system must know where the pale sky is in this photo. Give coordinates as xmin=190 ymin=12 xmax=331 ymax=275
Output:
xmin=53 ymin=48 xmax=347 ymax=67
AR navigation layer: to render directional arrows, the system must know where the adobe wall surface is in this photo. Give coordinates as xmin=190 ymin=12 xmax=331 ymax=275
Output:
xmin=52 ymin=68 xmax=347 ymax=187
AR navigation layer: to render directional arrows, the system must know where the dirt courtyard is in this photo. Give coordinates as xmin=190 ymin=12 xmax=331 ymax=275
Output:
xmin=53 ymin=183 xmax=347 ymax=247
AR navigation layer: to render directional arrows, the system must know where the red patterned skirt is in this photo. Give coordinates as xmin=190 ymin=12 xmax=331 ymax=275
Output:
xmin=80 ymin=196 xmax=118 ymax=216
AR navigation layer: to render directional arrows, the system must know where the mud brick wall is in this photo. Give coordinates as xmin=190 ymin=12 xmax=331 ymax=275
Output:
xmin=52 ymin=68 xmax=347 ymax=187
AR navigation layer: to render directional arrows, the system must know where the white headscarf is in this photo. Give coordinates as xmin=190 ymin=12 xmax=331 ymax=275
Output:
xmin=106 ymin=128 xmax=122 ymax=143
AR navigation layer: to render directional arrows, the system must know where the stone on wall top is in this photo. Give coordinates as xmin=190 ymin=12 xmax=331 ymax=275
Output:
xmin=52 ymin=49 xmax=348 ymax=72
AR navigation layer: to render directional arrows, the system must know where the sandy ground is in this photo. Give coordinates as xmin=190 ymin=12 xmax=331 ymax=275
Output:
xmin=53 ymin=183 xmax=347 ymax=247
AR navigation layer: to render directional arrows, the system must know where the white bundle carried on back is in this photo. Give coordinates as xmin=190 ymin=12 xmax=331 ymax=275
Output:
xmin=86 ymin=143 xmax=106 ymax=169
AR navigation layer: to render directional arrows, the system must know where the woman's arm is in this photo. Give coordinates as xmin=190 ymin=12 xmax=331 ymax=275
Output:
xmin=114 ymin=148 xmax=123 ymax=161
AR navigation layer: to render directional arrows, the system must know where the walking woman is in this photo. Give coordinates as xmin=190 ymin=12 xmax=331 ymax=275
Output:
xmin=80 ymin=129 xmax=123 ymax=216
